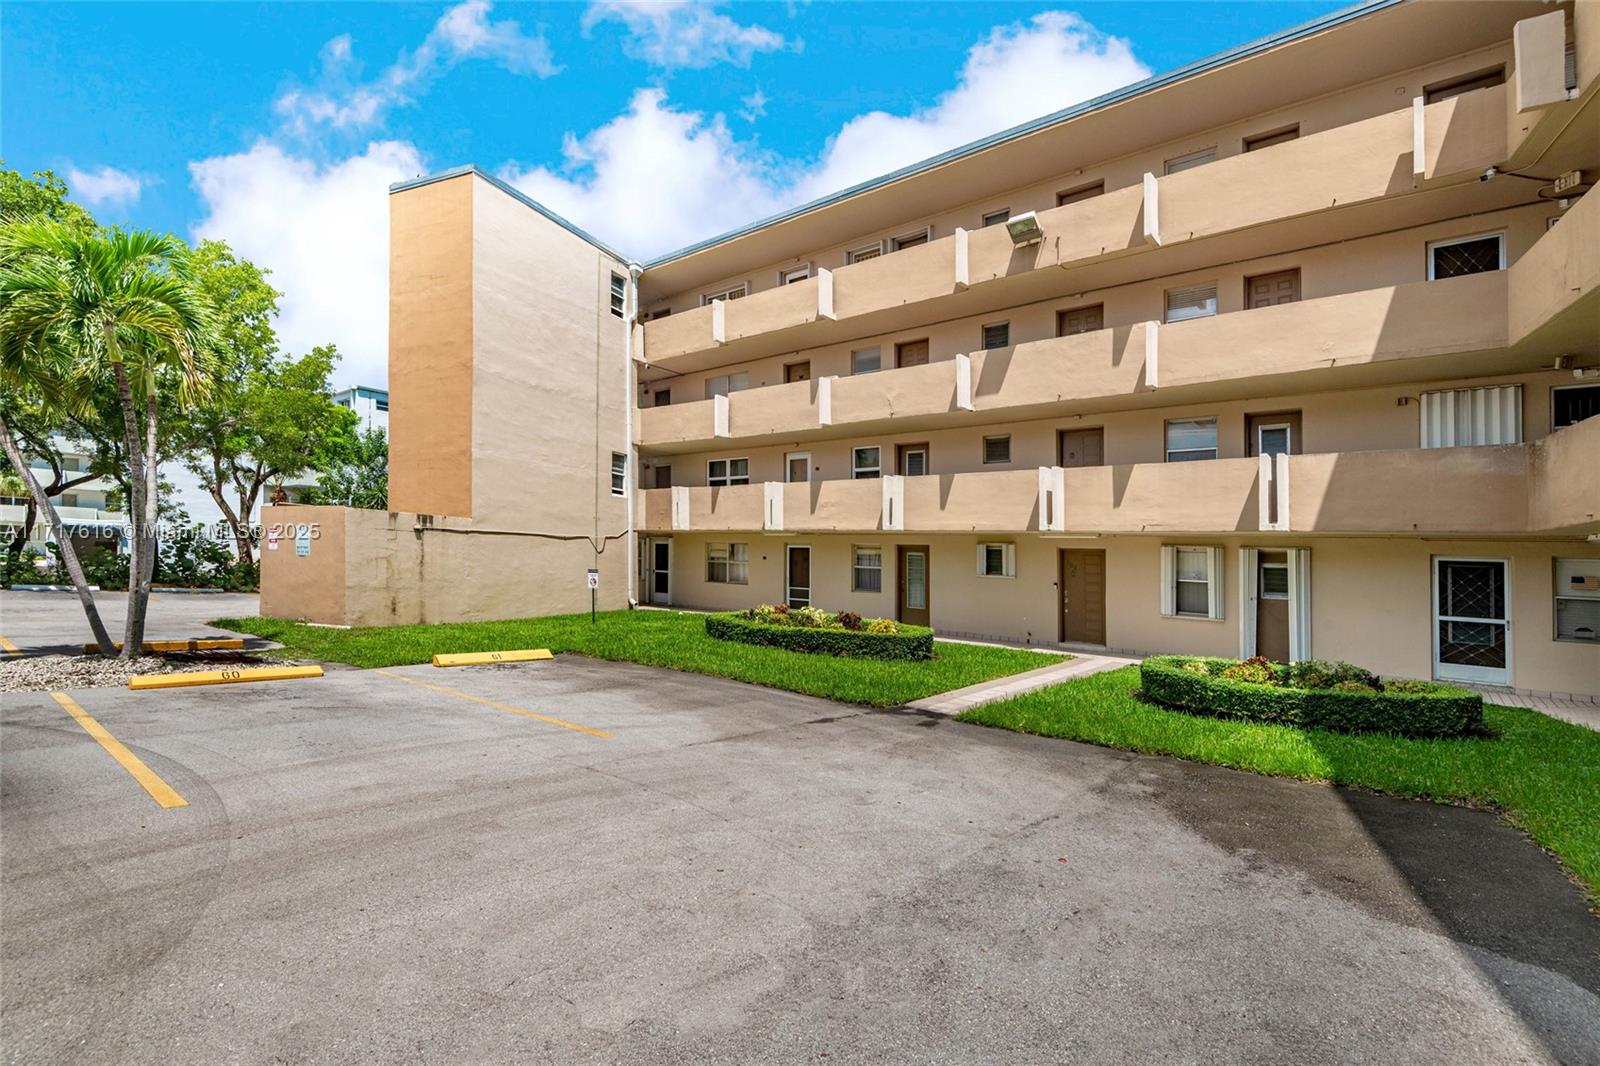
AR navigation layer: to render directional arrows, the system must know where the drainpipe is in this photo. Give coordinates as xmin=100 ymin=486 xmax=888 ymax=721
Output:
xmin=624 ymin=262 xmax=643 ymax=608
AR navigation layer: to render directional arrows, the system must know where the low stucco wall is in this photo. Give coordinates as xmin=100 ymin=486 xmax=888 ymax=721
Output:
xmin=261 ymin=504 xmax=631 ymax=627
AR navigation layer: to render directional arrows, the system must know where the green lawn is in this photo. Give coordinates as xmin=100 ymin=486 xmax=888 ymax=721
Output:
xmin=214 ymin=609 xmax=1062 ymax=707
xmin=958 ymin=666 xmax=1600 ymax=899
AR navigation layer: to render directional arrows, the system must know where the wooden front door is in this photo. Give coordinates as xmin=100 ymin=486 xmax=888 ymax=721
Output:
xmin=1246 ymin=268 xmax=1301 ymax=308
xmin=897 ymin=546 xmax=931 ymax=626
xmin=1057 ymin=304 xmax=1104 ymax=336
xmin=785 ymin=361 xmax=811 ymax=383
xmin=895 ymin=339 xmax=930 ymax=368
xmin=1059 ymin=549 xmax=1106 ymax=644
xmin=1059 ymin=428 xmax=1104 ymax=468
xmin=1255 ymin=550 xmax=1290 ymax=662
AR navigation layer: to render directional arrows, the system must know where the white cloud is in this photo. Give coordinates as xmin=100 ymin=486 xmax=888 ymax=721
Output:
xmin=738 ymin=88 xmax=767 ymax=122
xmin=277 ymin=0 xmax=558 ymax=134
xmin=503 ymin=11 xmax=1149 ymax=258
xmin=66 ymin=165 xmax=146 ymax=208
xmin=189 ymin=140 xmax=426 ymax=388
xmin=584 ymin=0 xmax=792 ymax=69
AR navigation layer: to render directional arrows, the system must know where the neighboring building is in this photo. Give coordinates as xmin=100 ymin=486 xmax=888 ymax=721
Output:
xmin=334 ymin=386 xmax=390 ymax=434
xmin=264 ymin=0 xmax=1600 ymax=698
xmin=0 ymin=439 xmax=127 ymax=556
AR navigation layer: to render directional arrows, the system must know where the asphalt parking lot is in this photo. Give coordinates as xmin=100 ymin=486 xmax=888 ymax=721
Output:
xmin=0 ymin=589 xmax=264 ymax=654
xmin=2 ymin=627 xmax=1597 ymax=1065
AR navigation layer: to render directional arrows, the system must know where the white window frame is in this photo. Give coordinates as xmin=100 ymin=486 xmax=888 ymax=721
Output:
xmin=707 ymin=457 xmax=750 ymax=487
xmin=610 ymin=452 xmax=627 ymax=497
xmin=1432 ymin=555 xmax=1511 ymax=685
xmin=898 ymin=444 xmax=929 ymax=477
xmin=700 ymin=282 xmax=749 ymax=306
xmin=981 ymin=321 xmax=1010 ymax=350
xmin=889 ymin=226 xmax=933 ymax=251
xmin=703 ymin=372 xmax=750 ymax=400
xmin=1256 ymin=421 xmax=1293 ymax=458
xmin=706 ymin=542 xmax=749 ymax=585
xmin=976 ymin=542 xmax=1016 ymax=579
xmin=1161 ymin=545 xmax=1225 ymax=620
xmin=852 ymin=445 xmax=882 ymax=480
xmin=850 ymin=347 xmax=882 ymax=375
xmin=609 ymin=273 xmax=626 ymax=318
xmin=785 ymin=451 xmax=811 ymax=484
xmin=852 ymin=545 xmax=884 ymax=593
xmin=1426 ymin=232 xmax=1506 ymax=281
xmin=777 ymin=264 xmax=812 ymax=286
xmin=1165 ymin=282 xmax=1219 ymax=323
xmin=982 ymin=435 xmax=1011 ymax=465
xmin=981 ymin=208 xmax=1010 ymax=228
xmin=1164 ymin=146 xmax=1218 ymax=174
xmin=1259 ymin=559 xmax=1290 ymax=600
xmin=846 ymin=241 xmax=885 ymax=264
xmin=1165 ymin=417 xmax=1218 ymax=462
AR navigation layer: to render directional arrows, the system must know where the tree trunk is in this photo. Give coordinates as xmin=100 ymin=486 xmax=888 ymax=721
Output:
xmin=110 ymin=362 xmax=151 ymax=659
xmin=0 ymin=411 xmax=116 ymax=655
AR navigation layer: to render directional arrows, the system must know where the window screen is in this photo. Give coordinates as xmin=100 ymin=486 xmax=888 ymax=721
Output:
xmin=1175 ymin=548 xmax=1211 ymax=616
xmin=851 ymin=347 xmax=881 ymax=375
xmin=982 ymin=322 xmax=1010 ymax=349
xmin=982 ymin=436 xmax=1011 ymax=464
xmin=1166 ymin=418 xmax=1218 ymax=462
xmin=1166 ymin=283 xmax=1218 ymax=322
xmin=853 ymin=547 xmax=883 ymax=592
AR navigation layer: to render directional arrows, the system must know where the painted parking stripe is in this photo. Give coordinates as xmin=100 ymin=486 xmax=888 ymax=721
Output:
xmin=0 ymin=634 xmax=20 ymax=656
xmin=49 ymin=692 xmax=188 ymax=809
xmin=374 ymin=670 xmax=610 ymax=739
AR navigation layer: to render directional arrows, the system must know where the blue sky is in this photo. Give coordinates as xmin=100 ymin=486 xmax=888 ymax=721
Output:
xmin=3 ymin=0 xmax=1351 ymax=388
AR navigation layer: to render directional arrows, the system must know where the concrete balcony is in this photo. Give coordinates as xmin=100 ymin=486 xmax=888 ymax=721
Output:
xmin=640 ymin=86 xmax=1514 ymax=370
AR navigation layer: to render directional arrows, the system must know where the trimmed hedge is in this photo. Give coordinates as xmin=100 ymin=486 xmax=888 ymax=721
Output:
xmin=705 ymin=612 xmax=934 ymax=661
xmin=1139 ymin=656 xmax=1483 ymax=737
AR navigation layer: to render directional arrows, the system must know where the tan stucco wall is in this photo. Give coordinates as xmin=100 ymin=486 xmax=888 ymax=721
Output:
xmin=652 ymin=531 xmax=1599 ymax=696
xmin=259 ymin=505 xmax=349 ymax=623
xmin=389 ymin=174 xmax=474 ymax=518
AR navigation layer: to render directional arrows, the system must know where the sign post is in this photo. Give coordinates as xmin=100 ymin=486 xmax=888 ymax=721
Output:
xmin=586 ymin=568 xmax=600 ymax=623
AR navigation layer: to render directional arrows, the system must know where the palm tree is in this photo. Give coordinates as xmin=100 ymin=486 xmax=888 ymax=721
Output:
xmin=0 ymin=222 xmax=213 ymax=658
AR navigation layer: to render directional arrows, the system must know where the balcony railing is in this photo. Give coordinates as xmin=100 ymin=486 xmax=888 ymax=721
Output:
xmin=640 ymin=85 xmax=1512 ymax=366
xmin=638 ymin=421 xmax=1600 ymax=538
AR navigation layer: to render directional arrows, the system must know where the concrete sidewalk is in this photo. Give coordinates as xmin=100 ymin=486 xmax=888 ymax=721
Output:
xmin=908 ymin=651 xmax=1140 ymax=715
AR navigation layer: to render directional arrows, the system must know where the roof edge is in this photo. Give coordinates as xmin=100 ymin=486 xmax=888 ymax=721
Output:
xmin=389 ymin=165 xmax=633 ymax=264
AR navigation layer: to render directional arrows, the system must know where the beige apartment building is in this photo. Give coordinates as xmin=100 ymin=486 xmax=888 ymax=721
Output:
xmin=262 ymin=0 xmax=1600 ymax=698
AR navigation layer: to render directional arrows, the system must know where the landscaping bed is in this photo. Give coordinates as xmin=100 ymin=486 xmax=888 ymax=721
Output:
xmin=1141 ymin=655 xmax=1483 ymax=737
xmin=706 ymin=605 xmax=933 ymax=660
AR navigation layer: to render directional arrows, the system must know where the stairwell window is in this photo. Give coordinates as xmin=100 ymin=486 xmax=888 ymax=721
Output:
xmin=1166 ymin=418 xmax=1218 ymax=462
xmin=609 ymin=273 xmax=626 ymax=317
xmin=981 ymin=322 xmax=1010 ymax=349
xmin=976 ymin=543 xmax=1016 ymax=578
xmin=610 ymin=453 xmax=627 ymax=496
xmin=706 ymin=543 xmax=749 ymax=585
xmin=1428 ymin=233 xmax=1504 ymax=280
xmin=1165 ymin=283 xmax=1218 ymax=323
xmin=700 ymin=283 xmax=748 ymax=305
xmin=852 ymin=447 xmax=881 ymax=479
xmin=852 ymin=546 xmax=883 ymax=592
xmin=704 ymin=372 xmax=749 ymax=399
xmin=707 ymin=458 xmax=750 ymax=487
xmin=982 ymin=435 xmax=1011 ymax=465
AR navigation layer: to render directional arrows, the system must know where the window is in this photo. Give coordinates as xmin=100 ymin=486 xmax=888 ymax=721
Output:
xmin=706 ymin=543 xmax=749 ymax=584
xmin=707 ymin=458 xmax=750 ymax=487
xmin=1245 ymin=269 xmax=1300 ymax=308
xmin=1168 ymin=546 xmax=1220 ymax=618
xmin=850 ymin=347 xmax=882 ymax=375
xmin=1428 ymin=233 xmax=1505 ymax=279
xmin=609 ymin=273 xmax=626 ymax=318
xmin=610 ymin=452 xmax=627 ymax=496
xmin=1166 ymin=418 xmax=1218 ymax=462
xmin=1554 ymin=558 xmax=1600 ymax=642
xmin=375 ymin=396 xmax=389 ymax=412
xmin=847 ymin=243 xmax=884 ymax=264
xmin=1164 ymin=147 xmax=1217 ymax=175
xmin=852 ymin=546 xmax=883 ymax=592
xmin=982 ymin=209 xmax=1010 ymax=228
xmin=645 ymin=308 xmax=672 ymax=321
xmin=1424 ymin=66 xmax=1504 ymax=104
xmin=654 ymin=389 xmax=671 ymax=407
xmin=61 ymin=493 xmax=79 ymax=508
xmin=704 ymin=372 xmax=749 ymax=399
xmin=1057 ymin=181 xmax=1104 ymax=207
xmin=890 ymin=228 xmax=931 ymax=251
xmin=1553 ymin=384 xmax=1600 ymax=429
xmin=1260 ymin=560 xmax=1290 ymax=599
xmin=982 ymin=435 xmax=1011 ymax=465
xmin=1420 ymin=385 xmax=1521 ymax=447
xmin=981 ymin=322 xmax=1010 ymax=349
xmin=778 ymin=264 xmax=811 ymax=285
xmin=898 ymin=444 xmax=928 ymax=477
xmin=700 ymin=283 xmax=748 ymax=305
xmin=976 ymin=543 xmax=1016 ymax=578
xmin=852 ymin=447 xmax=881 ymax=479
xmin=1165 ymin=283 xmax=1218 ymax=322
xmin=785 ymin=452 xmax=810 ymax=483
xmin=653 ymin=465 xmax=673 ymax=489
xmin=1243 ymin=125 xmax=1299 ymax=152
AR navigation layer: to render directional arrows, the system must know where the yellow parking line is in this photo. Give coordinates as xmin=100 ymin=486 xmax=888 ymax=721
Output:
xmin=49 ymin=692 xmax=188 ymax=809
xmin=374 ymin=670 xmax=610 ymax=739
xmin=0 ymin=634 xmax=20 ymax=656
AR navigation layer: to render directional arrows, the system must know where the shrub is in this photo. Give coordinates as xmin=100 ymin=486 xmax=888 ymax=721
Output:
xmin=751 ymin=603 xmax=781 ymax=624
xmin=1181 ymin=659 xmax=1212 ymax=676
xmin=706 ymin=612 xmax=933 ymax=660
xmin=1139 ymin=655 xmax=1483 ymax=737
xmin=837 ymin=611 xmax=863 ymax=632
xmin=1382 ymin=678 xmax=1443 ymax=695
xmin=1285 ymin=658 xmax=1379 ymax=691
xmin=1220 ymin=661 xmax=1276 ymax=685
xmin=791 ymin=606 xmax=828 ymax=628
xmin=772 ymin=603 xmax=789 ymax=616
xmin=866 ymin=618 xmax=899 ymax=635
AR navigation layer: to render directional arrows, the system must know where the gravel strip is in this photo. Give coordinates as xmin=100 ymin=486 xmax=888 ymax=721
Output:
xmin=0 ymin=654 xmax=286 ymax=692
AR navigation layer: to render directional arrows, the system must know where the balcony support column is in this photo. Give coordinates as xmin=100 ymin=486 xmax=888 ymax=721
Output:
xmin=1258 ymin=452 xmax=1290 ymax=531
xmin=763 ymin=482 xmax=784 ymax=533
xmin=955 ymin=353 xmax=974 ymax=411
xmin=881 ymin=475 xmax=905 ymax=532
xmin=817 ymin=376 xmax=833 ymax=427
xmin=713 ymin=393 xmax=730 ymax=438
xmin=817 ymin=268 xmax=836 ymax=320
xmin=711 ymin=300 xmax=727 ymax=344
xmin=1038 ymin=466 xmax=1066 ymax=533
xmin=1411 ymin=96 xmax=1426 ymax=179
xmin=1144 ymin=321 xmax=1159 ymax=389
xmin=1141 ymin=173 xmax=1161 ymax=245
xmin=671 ymin=486 xmax=691 ymax=531
xmin=954 ymin=228 xmax=970 ymax=291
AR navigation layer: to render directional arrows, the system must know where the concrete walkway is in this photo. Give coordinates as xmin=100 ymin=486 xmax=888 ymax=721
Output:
xmin=908 ymin=651 xmax=1140 ymax=715
xmin=1460 ymin=685 xmax=1600 ymax=731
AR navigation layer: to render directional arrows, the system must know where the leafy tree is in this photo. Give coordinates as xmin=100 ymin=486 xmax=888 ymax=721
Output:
xmin=0 ymin=164 xmax=96 ymax=229
xmin=173 ymin=240 xmax=358 ymax=565
xmin=0 ymin=400 xmax=109 ymax=555
xmin=0 ymin=222 xmax=214 ymax=657
xmin=302 ymin=427 xmax=387 ymax=510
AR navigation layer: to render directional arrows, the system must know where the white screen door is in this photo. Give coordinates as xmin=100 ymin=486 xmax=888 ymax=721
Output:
xmin=1434 ymin=558 xmax=1510 ymax=685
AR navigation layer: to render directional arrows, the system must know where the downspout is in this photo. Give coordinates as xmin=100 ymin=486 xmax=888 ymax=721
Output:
xmin=624 ymin=261 xmax=643 ymax=608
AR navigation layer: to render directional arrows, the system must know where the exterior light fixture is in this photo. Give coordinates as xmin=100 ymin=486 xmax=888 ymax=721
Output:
xmin=1006 ymin=211 xmax=1043 ymax=246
